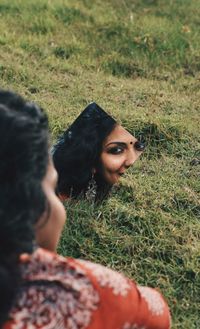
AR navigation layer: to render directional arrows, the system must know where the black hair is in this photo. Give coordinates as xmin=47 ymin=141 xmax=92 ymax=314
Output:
xmin=52 ymin=102 xmax=116 ymax=201
xmin=0 ymin=90 xmax=49 ymax=327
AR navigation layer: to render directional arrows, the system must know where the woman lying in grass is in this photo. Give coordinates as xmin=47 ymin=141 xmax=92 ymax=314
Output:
xmin=0 ymin=90 xmax=171 ymax=329
xmin=52 ymin=102 xmax=145 ymax=202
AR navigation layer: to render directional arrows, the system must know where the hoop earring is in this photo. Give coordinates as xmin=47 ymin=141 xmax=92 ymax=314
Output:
xmin=85 ymin=174 xmax=97 ymax=202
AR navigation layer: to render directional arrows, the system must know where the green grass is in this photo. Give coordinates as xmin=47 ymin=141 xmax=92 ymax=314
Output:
xmin=0 ymin=0 xmax=200 ymax=328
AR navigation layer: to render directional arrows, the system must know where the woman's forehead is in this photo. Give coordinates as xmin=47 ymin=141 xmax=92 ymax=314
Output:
xmin=103 ymin=125 xmax=135 ymax=145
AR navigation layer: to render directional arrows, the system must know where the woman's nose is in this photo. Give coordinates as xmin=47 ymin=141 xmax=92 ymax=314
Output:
xmin=124 ymin=150 xmax=138 ymax=168
xmin=125 ymin=142 xmax=145 ymax=168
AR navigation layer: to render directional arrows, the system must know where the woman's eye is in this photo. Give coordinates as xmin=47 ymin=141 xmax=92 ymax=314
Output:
xmin=134 ymin=141 xmax=145 ymax=152
xmin=108 ymin=147 xmax=124 ymax=154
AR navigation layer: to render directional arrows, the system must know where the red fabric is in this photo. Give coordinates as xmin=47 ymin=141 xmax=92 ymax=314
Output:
xmin=4 ymin=248 xmax=171 ymax=329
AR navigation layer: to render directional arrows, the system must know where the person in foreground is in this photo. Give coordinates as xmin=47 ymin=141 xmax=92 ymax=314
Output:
xmin=52 ymin=102 xmax=145 ymax=202
xmin=0 ymin=90 xmax=171 ymax=329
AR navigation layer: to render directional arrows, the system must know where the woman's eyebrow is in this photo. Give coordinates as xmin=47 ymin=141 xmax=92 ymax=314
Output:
xmin=105 ymin=141 xmax=127 ymax=147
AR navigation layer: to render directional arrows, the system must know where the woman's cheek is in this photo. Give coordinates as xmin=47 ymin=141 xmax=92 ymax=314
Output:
xmin=53 ymin=195 xmax=66 ymax=226
xmin=104 ymin=154 xmax=124 ymax=171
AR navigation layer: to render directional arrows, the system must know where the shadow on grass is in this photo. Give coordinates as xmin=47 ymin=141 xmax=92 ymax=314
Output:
xmin=124 ymin=121 xmax=193 ymax=158
xmin=53 ymin=46 xmax=79 ymax=59
xmin=102 ymin=59 xmax=146 ymax=78
xmin=54 ymin=6 xmax=93 ymax=25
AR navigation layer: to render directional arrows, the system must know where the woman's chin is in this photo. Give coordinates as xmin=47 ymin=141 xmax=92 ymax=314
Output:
xmin=108 ymin=175 xmax=121 ymax=185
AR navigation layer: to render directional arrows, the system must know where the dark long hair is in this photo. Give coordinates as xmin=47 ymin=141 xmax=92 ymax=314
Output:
xmin=0 ymin=90 xmax=49 ymax=327
xmin=52 ymin=102 xmax=116 ymax=200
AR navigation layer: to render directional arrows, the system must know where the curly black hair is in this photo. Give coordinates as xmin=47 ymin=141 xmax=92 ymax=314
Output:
xmin=0 ymin=90 xmax=49 ymax=327
xmin=52 ymin=102 xmax=117 ymax=201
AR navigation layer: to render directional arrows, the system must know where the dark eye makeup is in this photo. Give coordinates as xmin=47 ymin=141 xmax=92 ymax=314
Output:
xmin=107 ymin=146 xmax=124 ymax=154
xmin=106 ymin=140 xmax=145 ymax=155
xmin=134 ymin=141 xmax=145 ymax=151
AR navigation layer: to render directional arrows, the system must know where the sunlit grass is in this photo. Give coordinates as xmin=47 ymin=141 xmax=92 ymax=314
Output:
xmin=1 ymin=0 xmax=200 ymax=328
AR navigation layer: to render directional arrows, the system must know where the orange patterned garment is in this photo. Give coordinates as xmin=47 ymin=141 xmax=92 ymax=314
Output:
xmin=4 ymin=248 xmax=171 ymax=329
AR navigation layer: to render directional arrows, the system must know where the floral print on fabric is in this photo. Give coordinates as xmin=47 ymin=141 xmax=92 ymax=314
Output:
xmin=8 ymin=249 xmax=99 ymax=329
xmin=12 ymin=285 xmax=98 ymax=329
xmin=4 ymin=248 xmax=171 ymax=329
xmin=122 ymin=323 xmax=146 ymax=329
xmin=11 ymin=286 xmax=65 ymax=329
xmin=78 ymin=259 xmax=131 ymax=296
xmin=138 ymin=286 xmax=165 ymax=316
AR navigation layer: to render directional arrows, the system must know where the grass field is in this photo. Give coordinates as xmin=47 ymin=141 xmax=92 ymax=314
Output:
xmin=0 ymin=0 xmax=200 ymax=327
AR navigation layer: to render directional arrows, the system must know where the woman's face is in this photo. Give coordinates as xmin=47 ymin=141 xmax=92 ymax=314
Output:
xmin=35 ymin=160 xmax=66 ymax=252
xmin=99 ymin=125 xmax=144 ymax=185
